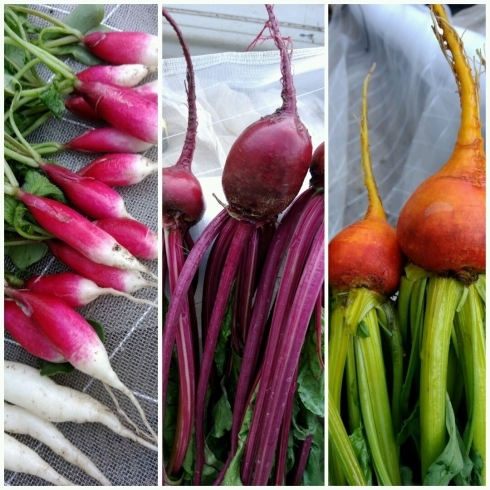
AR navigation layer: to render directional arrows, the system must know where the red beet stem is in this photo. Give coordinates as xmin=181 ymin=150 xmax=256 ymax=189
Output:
xmin=265 ymin=4 xmax=296 ymax=114
xmin=162 ymin=9 xmax=197 ymax=172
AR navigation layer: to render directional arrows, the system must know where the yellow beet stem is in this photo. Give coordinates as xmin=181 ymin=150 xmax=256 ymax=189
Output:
xmin=360 ymin=63 xmax=386 ymax=221
xmin=430 ymin=4 xmax=483 ymax=150
xmin=420 ymin=276 xmax=464 ymax=479
xmin=328 ymin=391 xmax=368 ymax=486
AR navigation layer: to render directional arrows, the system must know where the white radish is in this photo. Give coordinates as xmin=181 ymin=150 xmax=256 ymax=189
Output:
xmin=4 ymin=402 xmax=112 ymax=486
xmin=4 ymin=361 xmax=158 ymax=452
xmin=4 ymin=289 xmax=158 ymax=444
xmin=4 ymin=432 xmax=76 ymax=486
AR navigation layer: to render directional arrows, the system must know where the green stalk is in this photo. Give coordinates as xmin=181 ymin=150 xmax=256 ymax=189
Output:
xmin=328 ymin=299 xmax=350 ymax=407
xmin=4 ymin=160 xmax=19 ymax=187
xmin=454 ymin=278 xmax=486 ymax=483
xmin=420 ymin=276 xmax=463 ymax=478
xmin=4 ymin=25 xmax=75 ymax=81
xmin=355 ymin=305 xmax=401 ymax=485
xmin=328 ymin=391 xmax=367 ymax=486
xmin=345 ymin=336 xmax=361 ymax=433
xmin=328 ymin=300 xmax=349 ymax=486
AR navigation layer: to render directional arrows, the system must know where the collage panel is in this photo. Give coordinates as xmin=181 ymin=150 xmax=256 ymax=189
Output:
xmin=328 ymin=4 xmax=485 ymax=486
xmin=4 ymin=3 xmax=158 ymax=486
xmin=163 ymin=4 xmax=325 ymax=486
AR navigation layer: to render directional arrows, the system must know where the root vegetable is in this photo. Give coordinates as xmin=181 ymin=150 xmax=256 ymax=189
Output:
xmin=77 ymin=153 xmax=158 ymax=187
xmin=5 ymin=402 xmax=112 ymax=486
xmin=4 ymin=290 xmax=158 ymax=444
xmin=5 ymin=433 xmax=76 ymax=486
xmin=76 ymin=81 xmax=158 ymax=144
xmin=47 ymin=240 xmax=157 ymax=294
xmin=4 ymin=361 xmax=157 ymax=452
xmin=94 ymin=218 xmax=158 ymax=261
xmin=82 ymin=31 xmax=158 ymax=66
xmin=4 ymin=299 xmax=65 ymax=363
xmin=25 ymin=272 xmax=157 ymax=308
xmin=396 ymin=5 xmax=486 ymax=481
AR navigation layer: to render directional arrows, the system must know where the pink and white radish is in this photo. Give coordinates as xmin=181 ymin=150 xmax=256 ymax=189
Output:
xmin=5 ymin=433 xmax=76 ymax=486
xmin=3 ymin=292 xmax=158 ymax=443
xmin=5 ymin=402 xmax=112 ymax=486
xmin=64 ymin=127 xmax=155 ymax=153
xmin=82 ymin=31 xmax=158 ymax=66
xmin=93 ymin=218 xmax=158 ymax=261
xmin=4 ymin=186 xmax=156 ymax=278
xmin=4 ymin=361 xmax=157 ymax=451
xmin=38 ymin=162 xmax=134 ymax=220
xmin=4 ymin=299 xmax=65 ymax=363
xmin=77 ymin=153 xmax=158 ymax=187
xmin=65 ymin=96 xmax=100 ymax=119
xmin=75 ymin=81 xmax=158 ymax=144
xmin=25 ymin=272 xmax=157 ymax=308
xmin=133 ymin=80 xmax=158 ymax=104
xmin=47 ymin=240 xmax=157 ymax=294
xmin=76 ymin=63 xmax=157 ymax=87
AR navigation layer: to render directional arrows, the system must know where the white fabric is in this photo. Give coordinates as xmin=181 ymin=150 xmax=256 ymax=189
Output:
xmin=328 ymin=4 xmax=485 ymax=237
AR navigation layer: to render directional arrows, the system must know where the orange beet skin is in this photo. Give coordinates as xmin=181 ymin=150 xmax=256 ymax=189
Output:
xmin=397 ymin=143 xmax=485 ymax=281
xmin=329 ymin=218 xmax=404 ymax=297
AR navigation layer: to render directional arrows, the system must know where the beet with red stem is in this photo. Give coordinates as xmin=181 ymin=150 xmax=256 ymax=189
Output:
xmin=163 ymin=5 xmax=315 ymax=484
xmin=161 ymin=7 xmax=204 ymax=481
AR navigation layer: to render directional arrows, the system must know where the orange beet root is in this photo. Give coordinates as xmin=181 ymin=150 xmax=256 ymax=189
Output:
xmin=396 ymin=6 xmax=486 ymax=283
xmin=328 ymin=64 xmax=404 ymax=297
xmin=329 ymin=218 xmax=404 ymax=296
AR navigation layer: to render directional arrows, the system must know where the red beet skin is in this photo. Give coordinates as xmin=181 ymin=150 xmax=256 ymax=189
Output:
xmin=309 ymin=142 xmax=325 ymax=189
xmin=162 ymin=167 xmax=205 ymax=228
xmin=222 ymin=114 xmax=312 ymax=219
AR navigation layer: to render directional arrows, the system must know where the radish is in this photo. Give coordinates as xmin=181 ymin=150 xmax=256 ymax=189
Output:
xmin=25 ymin=272 xmax=157 ymax=308
xmin=75 ymin=80 xmax=158 ymax=144
xmin=3 ymin=148 xmax=134 ymax=221
xmin=65 ymin=96 xmax=100 ymax=119
xmin=4 ymin=361 xmax=157 ymax=452
xmin=66 ymin=83 xmax=158 ymax=120
xmin=77 ymin=153 xmax=158 ymax=187
xmin=47 ymin=240 xmax=157 ymax=294
xmin=93 ymin=218 xmax=158 ymax=261
xmin=63 ymin=127 xmax=154 ymax=154
xmin=396 ymin=5 xmax=486 ymax=481
xmin=4 ymin=186 xmax=156 ymax=278
xmin=328 ymin=65 xmax=403 ymax=485
xmin=133 ymin=80 xmax=158 ymax=104
xmin=38 ymin=161 xmax=133 ymax=220
xmin=162 ymin=8 xmax=203 ymax=480
xmin=76 ymin=63 xmax=157 ymax=87
xmin=4 ymin=299 xmax=66 ymax=363
xmin=163 ymin=5 xmax=313 ymax=484
xmin=5 ymin=433 xmax=76 ymax=486
xmin=82 ymin=31 xmax=158 ymax=66
xmin=5 ymin=402 xmax=112 ymax=486
xmin=4 ymin=288 xmax=158 ymax=443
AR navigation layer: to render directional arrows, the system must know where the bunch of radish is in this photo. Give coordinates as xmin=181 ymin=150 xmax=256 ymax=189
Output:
xmin=163 ymin=4 xmax=324 ymax=485
xmin=328 ymin=4 xmax=485 ymax=486
xmin=4 ymin=4 xmax=158 ymax=486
